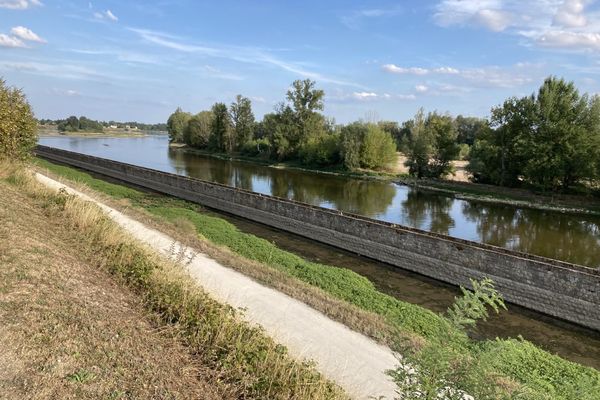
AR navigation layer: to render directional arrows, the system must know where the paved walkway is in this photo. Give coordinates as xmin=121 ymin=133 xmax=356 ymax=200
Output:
xmin=35 ymin=172 xmax=400 ymax=399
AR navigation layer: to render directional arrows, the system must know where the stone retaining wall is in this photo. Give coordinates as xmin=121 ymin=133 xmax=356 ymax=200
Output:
xmin=35 ymin=145 xmax=600 ymax=331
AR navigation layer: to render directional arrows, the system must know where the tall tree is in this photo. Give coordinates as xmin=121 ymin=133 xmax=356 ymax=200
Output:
xmin=184 ymin=110 xmax=213 ymax=148
xmin=229 ymin=95 xmax=255 ymax=151
xmin=166 ymin=107 xmax=192 ymax=143
xmin=209 ymin=102 xmax=232 ymax=152
xmin=286 ymin=79 xmax=325 ymax=145
xmin=426 ymin=112 xmax=460 ymax=177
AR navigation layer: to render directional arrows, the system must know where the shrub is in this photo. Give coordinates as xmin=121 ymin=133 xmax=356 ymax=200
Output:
xmin=361 ymin=124 xmax=397 ymax=170
xmin=298 ymin=134 xmax=340 ymax=166
xmin=0 ymin=78 xmax=37 ymax=160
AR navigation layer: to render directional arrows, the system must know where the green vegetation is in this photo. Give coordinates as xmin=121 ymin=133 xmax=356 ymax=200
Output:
xmin=167 ymin=79 xmax=398 ymax=171
xmin=469 ymin=77 xmax=600 ymax=191
xmin=0 ymin=78 xmax=37 ymax=160
xmin=34 ymin=157 xmax=600 ymax=400
xmin=39 ymin=117 xmax=167 ymax=132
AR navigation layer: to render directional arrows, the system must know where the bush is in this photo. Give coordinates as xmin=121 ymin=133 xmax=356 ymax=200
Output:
xmin=0 ymin=78 xmax=37 ymax=160
xmin=298 ymin=134 xmax=340 ymax=166
xmin=240 ymin=138 xmax=271 ymax=157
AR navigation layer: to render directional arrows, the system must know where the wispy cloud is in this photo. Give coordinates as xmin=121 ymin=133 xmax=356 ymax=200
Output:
xmin=128 ymin=27 xmax=363 ymax=87
xmin=329 ymin=91 xmax=415 ymax=103
xmin=382 ymin=64 xmax=459 ymax=75
xmin=200 ymin=65 xmax=244 ymax=81
xmin=94 ymin=9 xmax=118 ymax=22
xmin=0 ymin=0 xmax=42 ymax=10
xmin=340 ymin=6 xmax=403 ymax=29
xmin=68 ymin=48 xmax=161 ymax=65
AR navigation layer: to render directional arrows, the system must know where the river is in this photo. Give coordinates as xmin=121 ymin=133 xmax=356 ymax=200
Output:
xmin=38 ymin=135 xmax=600 ymax=369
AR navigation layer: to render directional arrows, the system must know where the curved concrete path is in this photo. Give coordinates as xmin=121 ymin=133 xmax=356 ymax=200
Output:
xmin=35 ymin=172 xmax=399 ymax=399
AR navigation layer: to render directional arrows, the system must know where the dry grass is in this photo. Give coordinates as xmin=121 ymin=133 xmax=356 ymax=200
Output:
xmin=0 ymin=163 xmax=346 ymax=400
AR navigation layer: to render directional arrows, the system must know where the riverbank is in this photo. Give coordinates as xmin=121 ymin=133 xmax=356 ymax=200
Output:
xmin=0 ymin=163 xmax=345 ymax=400
xmin=172 ymin=144 xmax=600 ymax=216
xmin=33 ymin=157 xmax=600 ymax=399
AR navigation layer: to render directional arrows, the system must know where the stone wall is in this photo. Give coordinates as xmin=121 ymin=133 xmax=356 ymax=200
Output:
xmin=35 ymin=145 xmax=600 ymax=331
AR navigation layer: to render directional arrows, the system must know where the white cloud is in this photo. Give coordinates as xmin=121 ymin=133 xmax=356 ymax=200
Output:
xmin=415 ymin=84 xmax=429 ymax=93
xmin=10 ymin=26 xmax=45 ymax=43
xmin=382 ymin=64 xmax=429 ymax=75
xmin=94 ymin=9 xmax=118 ymax=22
xmin=340 ymin=6 xmax=403 ymax=29
xmin=537 ymin=30 xmax=600 ymax=50
xmin=0 ymin=33 xmax=26 ymax=48
xmin=553 ymin=0 xmax=588 ymax=27
xmin=382 ymin=64 xmax=461 ymax=75
xmin=0 ymin=0 xmax=42 ymax=10
xmin=434 ymin=0 xmax=600 ymax=52
xmin=352 ymin=91 xmax=378 ymax=100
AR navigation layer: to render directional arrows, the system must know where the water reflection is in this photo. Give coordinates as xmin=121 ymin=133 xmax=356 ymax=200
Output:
xmin=39 ymin=135 xmax=600 ymax=267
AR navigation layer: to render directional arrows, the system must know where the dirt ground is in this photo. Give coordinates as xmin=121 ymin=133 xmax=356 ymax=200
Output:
xmin=395 ymin=153 xmax=470 ymax=182
xmin=0 ymin=179 xmax=227 ymax=400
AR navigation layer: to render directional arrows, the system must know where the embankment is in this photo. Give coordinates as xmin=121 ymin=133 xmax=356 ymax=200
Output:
xmin=35 ymin=145 xmax=600 ymax=332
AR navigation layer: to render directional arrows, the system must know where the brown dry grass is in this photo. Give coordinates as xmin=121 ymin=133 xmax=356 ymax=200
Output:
xmin=0 ymin=169 xmax=225 ymax=399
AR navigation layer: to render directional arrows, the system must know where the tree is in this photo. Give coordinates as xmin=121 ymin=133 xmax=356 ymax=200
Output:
xmin=166 ymin=107 xmax=192 ymax=143
xmin=454 ymin=115 xmax=489 ymax=146
xmin=287 ymin=79 xmax=325 ymax=145
xmin=229 ymin=95 xmax=255 ymax=151
xmin=184 ymin=110 xmax=213 ymax=148
xmin=340 ymin=122 xmax=367 ymax=170
xmin=0 ymin=78 xmax=37 ymax=160
xmin=361 ymin=124 xmax=397 ymax=170
xmin=426 ymin=112 xmax=460 ymax=177
xmin=209 ymin=102 xmax=232 ymax=152
xmin=403 ymin=109 xmax=431 ymax=178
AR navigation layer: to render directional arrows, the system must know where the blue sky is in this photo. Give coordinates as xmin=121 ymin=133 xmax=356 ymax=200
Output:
xmin=2 ymin=0 xmax=600 ymax=123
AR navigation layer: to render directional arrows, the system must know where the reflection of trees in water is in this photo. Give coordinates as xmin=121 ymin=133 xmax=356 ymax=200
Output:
xmin=167 ymin=149 xmax=396 ymax=217
xmin=462 ymin=202 xmax=600 ymax=267
xmin=401 ymin=190 xmax=455 ymax=235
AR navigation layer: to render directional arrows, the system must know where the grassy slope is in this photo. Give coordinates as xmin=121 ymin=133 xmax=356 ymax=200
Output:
xmin=3 ymin=164 xmax=345 ymax=400
xmin=33 ymin=157 xmax=600 ymax=399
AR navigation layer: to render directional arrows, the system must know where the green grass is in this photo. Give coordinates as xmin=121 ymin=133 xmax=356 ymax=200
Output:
xmin=34 ymin=157 xmax=600 ymax=399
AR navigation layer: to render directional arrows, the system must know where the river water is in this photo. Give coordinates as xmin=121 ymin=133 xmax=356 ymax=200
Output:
xmin=38 ymin=135 xmax=600 ymax=368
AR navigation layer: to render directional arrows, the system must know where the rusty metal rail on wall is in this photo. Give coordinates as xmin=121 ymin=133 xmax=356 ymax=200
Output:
xmin=35 ymin=145 xmax=600 ymax=332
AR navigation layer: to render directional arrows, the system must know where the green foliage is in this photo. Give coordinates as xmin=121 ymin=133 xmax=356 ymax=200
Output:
xmin=0 ymin=78 xmax=37 ymax=160
xmin=340 ymin=122 xmax=366 ymax=170
xmin=469 ymin=77 xmax=600 ymax=190
xmin=454 ymin=115 xmax=489 ymax=146
xmin=240 ymin=138 xmax=270 ymax=158
xmin=446 ymin=278 xmax=506 ymax=331
xmin=209 ymin=102 xmax=232 ymax=152
xmin=166 ymin=107 xmax=192 ymax=143
xmin=360 ymin=124 xmax=397 ymax=170
xmin=298 ymin=133 xmax=340 ymax=166
xmin=230 ymin=95 xmax=255 ymax=151
xmin=184 ymin=110 xmax=213 ymax=148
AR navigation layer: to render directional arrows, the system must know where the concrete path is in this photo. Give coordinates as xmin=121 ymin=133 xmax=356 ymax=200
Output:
xmin=35 ymin=172 xmax=400 ymax=399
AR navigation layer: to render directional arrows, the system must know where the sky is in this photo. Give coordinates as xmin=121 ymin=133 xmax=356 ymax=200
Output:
xmin=2 ymin=0 xmax=600 ymax=124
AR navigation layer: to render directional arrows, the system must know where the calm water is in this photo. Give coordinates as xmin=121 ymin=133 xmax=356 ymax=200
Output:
xmin=38 ymin=135 xmax=600 ymax=369
xmin=39 ymin=135 xmax=600 ymax=267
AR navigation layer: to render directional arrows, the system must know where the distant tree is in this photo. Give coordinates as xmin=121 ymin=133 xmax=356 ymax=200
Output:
xmin=454 ymin=115 xmax=489 ymax=146
xmin=58 ymin=115 xmax=80 ymax=132
xmin=209 ymin=102 xmax=232 ymax=152
xmin=426 ymin=112 xmax=460 ymax=177
xmin=78 ymin=116 xmax=103 ymax=132
xmin=287 ymin=79 xmax=325 ymax=144
xmin=403 ymin=109 xmax=431 ymax=178
xmin=184 ymin=110 xmax=213 ymax=148
xmin=0 ymin=78 xmax=37 ymax=160
xmin=378 ymin=120 xmax=403 ymax=145
xmin=166 ymin=107 xmax=192 ymax=143
xmin=229 ymin=95 xmax=255 ymax=151
xmin=340 ymin=122 xmax=367 ymax=170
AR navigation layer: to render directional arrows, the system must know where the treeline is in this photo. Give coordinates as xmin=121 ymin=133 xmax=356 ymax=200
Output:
xmin=39 ymin=117 xmax=167 ymax=132
xmin=167 ymin=79 xmax=398 ymax=170
xmin=168 ymin=76 xmax=600 ymax=191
